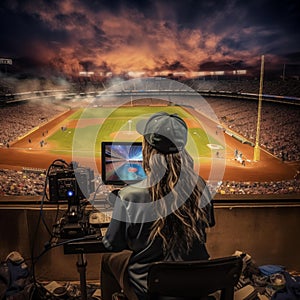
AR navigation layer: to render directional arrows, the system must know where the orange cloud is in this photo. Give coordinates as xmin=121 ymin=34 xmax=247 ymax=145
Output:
xmin=20 ymin=0 xmax=267 ymax=75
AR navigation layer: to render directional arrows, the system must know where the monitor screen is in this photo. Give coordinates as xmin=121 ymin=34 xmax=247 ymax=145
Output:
xmin=101 ymin=141 xmax=147 ymax=185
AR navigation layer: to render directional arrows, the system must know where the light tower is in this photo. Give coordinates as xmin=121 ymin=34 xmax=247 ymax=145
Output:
xmin=253 ymin=55 xmax=265 ymax=161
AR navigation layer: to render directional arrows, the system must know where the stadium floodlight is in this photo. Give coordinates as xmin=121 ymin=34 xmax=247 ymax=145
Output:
xmin=0 ymin=58 xmax=12 ymax=65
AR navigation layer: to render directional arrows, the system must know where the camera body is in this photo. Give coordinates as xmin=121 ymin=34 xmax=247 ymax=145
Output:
xmin=48 ymin=164 xmax=94 ymax=203
xmin=49 ymin=162 xmax=95 ymax=225
xmin=49 ymin=162 xmax=97 ymax=238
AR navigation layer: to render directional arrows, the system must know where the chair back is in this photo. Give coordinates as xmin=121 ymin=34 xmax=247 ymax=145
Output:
xmin=147 ymin=256 xmax=243 ymax=300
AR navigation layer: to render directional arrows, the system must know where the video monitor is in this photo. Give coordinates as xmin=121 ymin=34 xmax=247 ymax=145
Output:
xmin=101 ymin=141 xmax=147 ymax=185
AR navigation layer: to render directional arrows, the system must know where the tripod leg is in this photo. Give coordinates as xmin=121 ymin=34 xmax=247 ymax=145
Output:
xmin=76 ymin=253 xmax=88 ymax=300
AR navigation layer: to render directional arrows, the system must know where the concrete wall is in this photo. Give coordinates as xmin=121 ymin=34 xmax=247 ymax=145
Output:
xmin=0 ymin=200 xmax=299 ymax=281
xmin=207 ymin=203 xmax=300 ymax=269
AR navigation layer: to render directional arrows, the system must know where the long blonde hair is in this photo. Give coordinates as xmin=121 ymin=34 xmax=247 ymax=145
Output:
xmin=142 ymin=139 xmax=209 ymax=255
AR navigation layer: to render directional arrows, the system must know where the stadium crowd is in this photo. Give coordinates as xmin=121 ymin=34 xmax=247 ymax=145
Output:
xmin=187 ymin=78 xmax=300 ymax=98
xmin=0 ymin=168 xmax=299 ymax=197
xmin=215 ymin=179 xmax=300 ymax=195
xmin=204 ymin=97 xmax=300 ymax=161
xmin=0 ymin=78 xmax=299 ymax=196
xmin=0 ymin=101 xmax=66 ymax=147
xmin=0 ymin=169 xmax=46 ymax=196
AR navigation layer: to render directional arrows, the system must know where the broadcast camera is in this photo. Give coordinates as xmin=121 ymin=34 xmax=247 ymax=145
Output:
xmin=48 ymin=161 xmax=96 ymax=238
xmin=48 ymin=161 xmax=94 ymax=202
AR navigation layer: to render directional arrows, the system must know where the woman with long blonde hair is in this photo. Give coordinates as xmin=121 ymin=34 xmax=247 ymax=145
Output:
xmin=101 ymin=112 xmax=215 ymax=300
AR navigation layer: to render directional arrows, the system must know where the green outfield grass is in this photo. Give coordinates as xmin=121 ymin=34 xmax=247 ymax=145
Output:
xmin=46 ymin=106 xmax=223 ymax=158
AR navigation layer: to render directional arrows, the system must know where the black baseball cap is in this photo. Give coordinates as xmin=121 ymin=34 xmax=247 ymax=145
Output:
xmin=136 ymin=112 xmax=188 ymax=154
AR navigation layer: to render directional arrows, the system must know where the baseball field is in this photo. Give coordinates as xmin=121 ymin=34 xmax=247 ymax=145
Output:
xmin=0 ymin=103 xmax=297 ymax=183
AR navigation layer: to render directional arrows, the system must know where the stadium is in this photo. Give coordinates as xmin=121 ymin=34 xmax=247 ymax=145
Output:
xmin=1 ymin=76 xmax=299 ymax=196
xmin=1 ymin=73 xmax=300 ymax=299
xmin=2 ymin=0 xmax=300 ymax=298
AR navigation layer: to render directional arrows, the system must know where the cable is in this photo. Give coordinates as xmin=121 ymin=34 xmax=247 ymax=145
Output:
xmin=30 ymin=158 xmax=100 ymax=297
xmin=30 ymin=159 xmax=70 ymax=288
xmin=33 ymin=234 xmax=102 ymax=266
xmin=28 ymin=232 xmax=102 ymax=300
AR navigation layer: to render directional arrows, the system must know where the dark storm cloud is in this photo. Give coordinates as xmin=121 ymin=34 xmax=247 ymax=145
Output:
xmin=0 ymin=0 xmax=299 ymax=74
xmin=0 ymin=1 xmax=72 ymax=65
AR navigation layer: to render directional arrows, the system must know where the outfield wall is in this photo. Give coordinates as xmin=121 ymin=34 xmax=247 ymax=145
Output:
xmin=0 ymin=196 xmax=299 ymax=281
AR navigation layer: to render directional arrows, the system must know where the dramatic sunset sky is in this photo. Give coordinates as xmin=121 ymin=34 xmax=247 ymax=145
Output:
xmin=0 ymin=0 xmax=300 ymax=75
